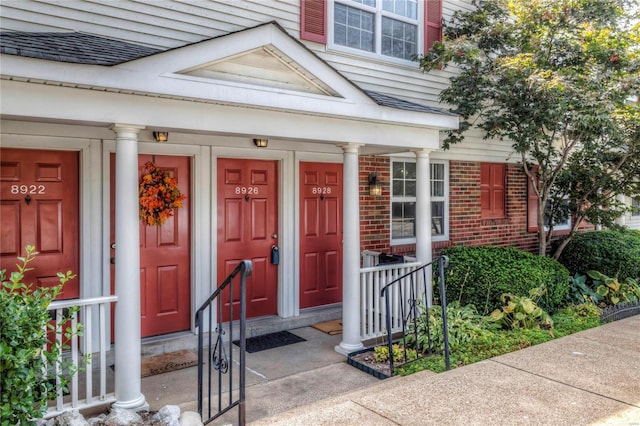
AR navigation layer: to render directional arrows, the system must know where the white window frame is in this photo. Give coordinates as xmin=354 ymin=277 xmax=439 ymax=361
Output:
xmin=632 ymin=197 xmax=640 ymax=217
xmin=390 ymin=159 xmax=449 ymax=246
xmin=328 ymin=0 xmax=424 ymax=66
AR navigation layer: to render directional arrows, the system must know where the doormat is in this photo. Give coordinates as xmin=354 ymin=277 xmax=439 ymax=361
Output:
xmin=140 ymin=349 xmax=198 ymax=378
xmin=311 ymin=319 xmax=343 ymax=335
xmin=233 ymin=330 xmax=306 ymax=353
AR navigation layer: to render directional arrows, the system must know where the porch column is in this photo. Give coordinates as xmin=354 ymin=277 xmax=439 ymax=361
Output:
xmin=414 ymin=149 xmax=433 ymax=305
xmin=111 ymin=124 xmax=148 ymax=411
xmin=616 ymin=194 xmax=627 ymax=227
xmin=336 ymin=143 xmax=364 ymax=355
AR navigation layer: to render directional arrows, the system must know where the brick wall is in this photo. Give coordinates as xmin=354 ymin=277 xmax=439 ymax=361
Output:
xmin=446 ymin=161 xmax=538 ymax=254
xmin=359 ymin=156 xmax=391 ymax=254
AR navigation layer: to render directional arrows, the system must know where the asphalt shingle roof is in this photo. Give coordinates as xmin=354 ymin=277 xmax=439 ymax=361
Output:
xmin=0 ymin=32 xmax=161 ymax=65
xmin=364 ymin=90 xmax=455 ymax=116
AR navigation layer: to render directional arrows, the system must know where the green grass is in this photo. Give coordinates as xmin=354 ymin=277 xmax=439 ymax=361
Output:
xmin=396 ymin=307 xmax=601 ymax=375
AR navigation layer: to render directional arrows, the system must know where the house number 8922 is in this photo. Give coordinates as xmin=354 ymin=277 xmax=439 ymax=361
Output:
xmin=11 ymin=184 xmax=46 ymax=194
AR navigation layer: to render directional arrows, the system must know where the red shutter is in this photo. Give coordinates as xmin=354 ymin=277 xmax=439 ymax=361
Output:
xmin=424 ymin=0 xmax=442 ymax=52
xmin=527 ymin=169 xmax=539 ymax=232
xmin=301 ymin=0 xmax=327 ymax=44
xmin=481 ymin=163 xmax=505 ymax=219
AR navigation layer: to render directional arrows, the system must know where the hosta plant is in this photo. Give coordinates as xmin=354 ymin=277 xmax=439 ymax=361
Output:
xmin=587 ymin=270 xmax=640 ymax=306
xmin=489 ymin=288 xmax=554 ymax=331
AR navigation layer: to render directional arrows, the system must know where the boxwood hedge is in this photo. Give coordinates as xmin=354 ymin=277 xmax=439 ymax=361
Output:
xmin=556 ymin=230 xmax=640 ymax=282
xmin=438 ymin=246 xmax=570 ymax=315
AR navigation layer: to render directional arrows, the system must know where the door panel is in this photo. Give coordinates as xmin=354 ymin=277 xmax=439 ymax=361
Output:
xmin=217 ymin=158 xmax=278 ymax=319
xmin=109 ymin=154 xmax=191 ymax=338
xmin=0 ymin=148 xmax=79 ymax=299
xmin=299 ymin=162 xmax=343 ymax=308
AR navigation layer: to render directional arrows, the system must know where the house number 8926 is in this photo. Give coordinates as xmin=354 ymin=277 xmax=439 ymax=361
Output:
xmin=235 ymin=186 xmax=259 ymax=195
xmin=11 ymin=184 xmax=46 ymax=194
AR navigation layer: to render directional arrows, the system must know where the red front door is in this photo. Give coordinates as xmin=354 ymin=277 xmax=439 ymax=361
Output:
xmin=0 ymin=148 xmax=79 ymax=299
xmin=110 ymin=155 xmax=191 ymax=337
xmin=299 ymin=162 xmax=342 ymax=308
xmin=217 ymin=158 xmax=278 ymax=319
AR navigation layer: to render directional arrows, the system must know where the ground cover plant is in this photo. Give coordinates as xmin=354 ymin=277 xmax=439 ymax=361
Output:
xmin=396 ymin=302 xmax=600 ymax=375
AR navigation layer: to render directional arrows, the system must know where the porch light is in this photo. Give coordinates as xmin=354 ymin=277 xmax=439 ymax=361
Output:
xmin=153 ymin=131 xmax=169 ymax=143
xmin=368 ymin=172 xmax=382 ymax=196
xmin=253 ymin=138 xmax=268 ymax=148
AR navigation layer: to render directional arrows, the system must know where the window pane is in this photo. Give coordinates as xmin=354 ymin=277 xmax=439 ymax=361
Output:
xmin=392 ymin=180 xmax=404 ymax=196
xmin=431 ymin=201 xmax=444 ymax=235
xmin=391 ymin=201 xmax=416 ymax=239
xmin=404 ymin=162 xmax=416 ymax=179
xmin=405 ymin=180 xmax=416 ymax=197
xmin=382 ymin=0 xmax=417 ymax=19
xmin=431 ymin=181 xmax=444 ymax=197
xmin=335 ymin=4 xmax=374 ymax=52
xmin=431 ymin=163 xmax=444 ymax=180
xmin=381 ymin=17 xmax=417 ymax=60
xmin=393 ymin=161 xmax=405 ymax=178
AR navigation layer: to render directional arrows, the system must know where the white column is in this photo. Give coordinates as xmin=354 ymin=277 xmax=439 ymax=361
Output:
xmin=336 ymin=143 xmax=364 ymax=355
xmin=616 ymin=194 xmax=627 ymax=227
xmin=111 ymin=124 xmax=148 ymax=411
xmin=414 ymin=149 xmax=433 ymax=305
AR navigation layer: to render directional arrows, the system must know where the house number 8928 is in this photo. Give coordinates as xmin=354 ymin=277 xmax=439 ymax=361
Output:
xmin=11 ymin=184 xmax=46 ymax=194
xmin=312 ymin=187 xmax=332 ymax=194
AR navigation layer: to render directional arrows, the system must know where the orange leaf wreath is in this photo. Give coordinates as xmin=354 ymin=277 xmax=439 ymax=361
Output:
xmin=139 ymin=161 xmax=186 ymax=226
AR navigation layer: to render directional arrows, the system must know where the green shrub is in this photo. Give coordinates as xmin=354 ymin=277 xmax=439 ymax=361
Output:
xmin=557 ymin=230 xmax=640 ymax=282
xmin=439 ymin=246 xmax=570 ymax=315
xmin=0 ymin=246 xmax=80 ymax=424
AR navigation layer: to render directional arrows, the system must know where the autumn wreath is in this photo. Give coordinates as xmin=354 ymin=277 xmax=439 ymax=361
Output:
xmin=139 ymin=161 xmax=186 ymax=226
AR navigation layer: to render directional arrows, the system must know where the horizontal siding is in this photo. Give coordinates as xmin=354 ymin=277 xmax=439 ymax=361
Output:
xmin=0 ymin=0 xmax=519 ymax=161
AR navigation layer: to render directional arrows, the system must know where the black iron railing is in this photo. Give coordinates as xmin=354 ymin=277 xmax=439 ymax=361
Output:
xmin=380 ymin=255 xmax=450 ymax=376
xmin=195 ymin=260 xmax=252 ymax=425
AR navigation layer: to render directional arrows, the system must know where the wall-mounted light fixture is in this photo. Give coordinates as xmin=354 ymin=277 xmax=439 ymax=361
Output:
xmin=368 ymin=172 xmax=382 ymax=196
xmin=153 ymin=131 xmax=169 ymax=143
xmin=253 ymin=138 xmax=268 ymax=148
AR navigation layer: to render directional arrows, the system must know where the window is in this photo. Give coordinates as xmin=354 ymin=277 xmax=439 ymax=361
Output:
xmin=632 ymin=197 xmax=640 ymax=216
xmin=333 ymin=0 xmax=419 ymax=61
xmin=544 ymin=198 xmax=571 ymax=231
xmin=391 ymin=160 xmax=448 ymax=244
xmin=480 ymin=163 xmax=505 ymax=219
xmin=301 ymin=0 xmax=443 ymax=56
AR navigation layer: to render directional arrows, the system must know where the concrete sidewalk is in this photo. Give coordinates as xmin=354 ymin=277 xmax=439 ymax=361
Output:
xmin=251 ymin=315 xmax=640 ymax=425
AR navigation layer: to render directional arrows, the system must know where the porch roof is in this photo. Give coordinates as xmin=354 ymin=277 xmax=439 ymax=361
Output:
xmin=0 ymin=22 xmax=458 ymax=149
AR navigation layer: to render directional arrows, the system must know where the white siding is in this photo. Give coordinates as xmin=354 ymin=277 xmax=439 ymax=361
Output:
xmin=0 ymin=0 xmax=514 ymax=160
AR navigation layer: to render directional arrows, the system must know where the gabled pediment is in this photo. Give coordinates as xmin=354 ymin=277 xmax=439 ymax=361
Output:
xmin=178 ymin=45 xmax=340 ymax=97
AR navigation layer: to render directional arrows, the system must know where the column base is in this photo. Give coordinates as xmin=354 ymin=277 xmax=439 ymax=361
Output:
xmin=112 ymin=393 xmax=149 ymax=412
xmin=335 ymin=342 xmax=364 ymax=356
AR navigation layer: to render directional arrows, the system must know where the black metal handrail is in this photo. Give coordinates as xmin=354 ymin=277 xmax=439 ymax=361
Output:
xmin=380 ymin=255 xmax=450 ymax=376
xmin=195 ymin=260 xmax=252 ymax=425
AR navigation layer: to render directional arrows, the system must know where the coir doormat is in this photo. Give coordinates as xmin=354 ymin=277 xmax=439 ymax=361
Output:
xmin=233 ymin=330 xmax=306 ymax=353
xmin=311 ymin=319 xmax=343 ymax=335
xmin=140 ymin=349 xmax=198 ymax=378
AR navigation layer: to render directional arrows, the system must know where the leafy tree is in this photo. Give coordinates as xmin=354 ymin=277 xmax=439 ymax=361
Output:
xmin=419 ymin=0 xmax=640 ymax=257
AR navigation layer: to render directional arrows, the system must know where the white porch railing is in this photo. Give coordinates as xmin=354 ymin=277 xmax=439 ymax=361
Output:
xmin=359 ymin=259 xmax=422 ymax=341
xmin=45 ymin=295 xmax=117 ymax=418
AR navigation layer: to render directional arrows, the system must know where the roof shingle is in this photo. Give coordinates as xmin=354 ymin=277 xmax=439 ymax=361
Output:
xmin=0 ymin=32 xmax=161 ymax=65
